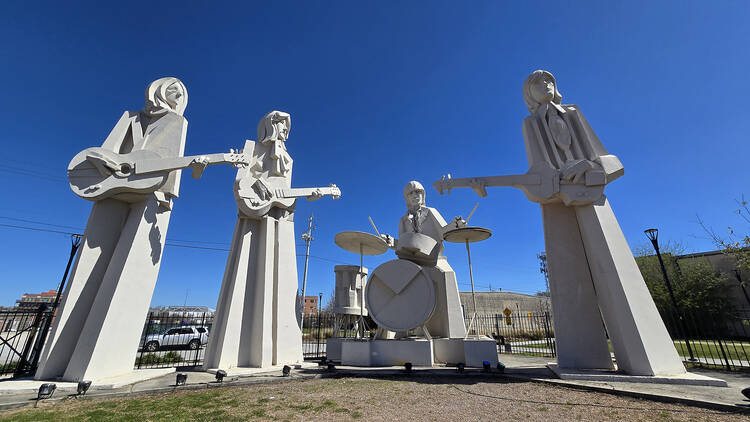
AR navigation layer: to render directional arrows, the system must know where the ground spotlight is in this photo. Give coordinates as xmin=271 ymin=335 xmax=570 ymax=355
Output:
xmin=77 ymin=380 xmax=92 ymax=396
xmin=496 ymin=362 xmax=505 ymax=373
xmin=176 ymin=373 xmax=188 ymax=386
xmin=457 ymin=363 xmax=465 ymax=373
xmin=742 ymin=387 xmax=750 ymax=400
xmin=317 ymin=358 xmax=328 ymax=367
xmin=37 ymin=383 xmax=56 ymax=401
xmin=482 ymin=361 xmax=491 ymax=372
xmin=404 ymin=362 xmax=412 ymax=374
xmin=282 ymin=365 xmax=291 ymax=377
xmin=327 ymin=363 xmax=336 ymax=372
xmin=215 ymin=370 xmax=227 ymax=383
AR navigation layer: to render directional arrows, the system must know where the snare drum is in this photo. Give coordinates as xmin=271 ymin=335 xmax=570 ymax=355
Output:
xmin=396 ymin=232 xmax=440 ymax=266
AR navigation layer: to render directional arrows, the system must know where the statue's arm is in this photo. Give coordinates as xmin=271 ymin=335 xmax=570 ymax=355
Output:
xmin=100 ymin=111 xmax=132 ymax=152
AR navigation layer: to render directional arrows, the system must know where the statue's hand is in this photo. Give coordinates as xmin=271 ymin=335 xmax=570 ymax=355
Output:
xmin=380 ymin=234 xmax=396 ymax=249
xmin=560 ymin=159 xmax=596 ymax=184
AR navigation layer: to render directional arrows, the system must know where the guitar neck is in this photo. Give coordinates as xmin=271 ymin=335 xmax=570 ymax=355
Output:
xmin=135 ymin=153 xmax=240 ymax=174
xmin=439 ymin=174 xmax=540 ymax=190
xmin=276 ymin=187 xmax=338 ymax=199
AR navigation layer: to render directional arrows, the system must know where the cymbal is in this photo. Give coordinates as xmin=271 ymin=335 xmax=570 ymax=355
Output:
xmin=334 ymin=231 xmax=389 ymax=255
xmin=443 ymin=226 xmax=492 ymax=244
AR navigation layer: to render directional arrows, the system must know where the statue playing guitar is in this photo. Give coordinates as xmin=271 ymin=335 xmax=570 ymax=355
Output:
xmin=235 ymin=110 xmax=340 ymax=217
xmin=432 ymin=70 xmax=687 ymax=376
xmin=204 ymin=110 xmax=340 ymax=371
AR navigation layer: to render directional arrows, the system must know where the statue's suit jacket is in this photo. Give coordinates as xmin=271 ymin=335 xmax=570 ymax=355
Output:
xmin=100 ymin=110 xmax=188 ymax=199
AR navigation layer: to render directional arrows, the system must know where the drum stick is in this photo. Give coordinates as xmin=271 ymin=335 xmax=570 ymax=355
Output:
xmin=368 ymin=216 xmax=381 ymax=237
xmin=466 ymin=202 xmax=479 ymax=223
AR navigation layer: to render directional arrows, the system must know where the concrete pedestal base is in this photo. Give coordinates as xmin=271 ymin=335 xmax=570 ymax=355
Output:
xmin=326 ymin=338 xmax=344 ymax=362
xmin=433 ymin=337 xmax=499 ymax=367
xmin=4 ymin=368 xmax=176 ymax=393
xmin=205 ymin=362 xmax=316 ymax=377
xmin=547 ymin=364 xmax=728 ymax=387
xmin=340 ymin=339 xmax=434 ymax=366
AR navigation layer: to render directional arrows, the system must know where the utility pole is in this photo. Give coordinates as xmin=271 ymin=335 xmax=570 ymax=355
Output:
xmin=299 ymin=215 xmax=314 ymax=320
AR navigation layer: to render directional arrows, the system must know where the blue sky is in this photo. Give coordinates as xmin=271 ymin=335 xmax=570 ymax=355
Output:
xmin=1 ymin=1 xmax=748 ymax=307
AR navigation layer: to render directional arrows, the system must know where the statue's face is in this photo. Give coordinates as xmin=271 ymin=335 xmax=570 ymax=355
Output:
xmin=273 ymin=119 xmax=290 ymax=141
xmin=530 ymin=75 xmax=556 ymax=104
xmin=165 ymin=83 xmax=184 ymax=110
xmin=406 ymin=189 xmax=425 ymax=209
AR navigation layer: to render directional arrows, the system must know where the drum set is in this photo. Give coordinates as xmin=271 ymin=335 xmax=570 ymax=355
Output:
xmin=334 ymin=221 xmax=491 ymax=340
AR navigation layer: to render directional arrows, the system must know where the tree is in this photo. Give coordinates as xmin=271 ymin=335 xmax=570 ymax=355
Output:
xmin=635 ymin=242 xmax=734 ymax=320
xmin=698 ymin=195 xmax=750 ymax=273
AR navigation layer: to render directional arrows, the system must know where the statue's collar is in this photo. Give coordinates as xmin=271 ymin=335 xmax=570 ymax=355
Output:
xmin=536 ymin=102 xmax=566 ymax=117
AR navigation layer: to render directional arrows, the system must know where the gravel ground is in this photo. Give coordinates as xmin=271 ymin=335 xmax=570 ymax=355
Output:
xmin=1 ymin=375 xmax=747 ymax=421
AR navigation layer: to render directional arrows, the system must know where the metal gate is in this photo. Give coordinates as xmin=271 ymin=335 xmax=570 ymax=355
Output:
xmin=0 ymin=306 xmax=55 ymax=378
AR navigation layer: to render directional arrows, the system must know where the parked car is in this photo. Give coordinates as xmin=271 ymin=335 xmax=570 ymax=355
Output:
xmin=143 ymin=326 xmax=209 ymax=352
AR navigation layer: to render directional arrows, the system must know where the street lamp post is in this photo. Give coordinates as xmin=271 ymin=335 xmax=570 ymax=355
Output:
xmin=644 ymin=228 xmax=695 ymax=361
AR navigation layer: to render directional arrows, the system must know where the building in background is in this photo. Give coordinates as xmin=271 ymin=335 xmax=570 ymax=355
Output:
xmin=303 ymin=296 xmax=318 ymax=315
xmin=459 ymin=291 xmax=551 ymax=316
xmin=15 ymin=290 xmax=56 ymax=310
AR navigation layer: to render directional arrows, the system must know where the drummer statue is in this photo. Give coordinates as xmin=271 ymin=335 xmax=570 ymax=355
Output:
xmin=379 ymin=181 xmax=467 ymax=339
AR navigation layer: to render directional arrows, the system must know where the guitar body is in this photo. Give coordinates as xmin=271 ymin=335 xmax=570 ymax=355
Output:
xmin=236 ymin=177 xmax=296 ymax=218
xmin=68 ymin=147 xmax=167 ymax=201
xmin=236 ymin=177 xmax=342 ymax=218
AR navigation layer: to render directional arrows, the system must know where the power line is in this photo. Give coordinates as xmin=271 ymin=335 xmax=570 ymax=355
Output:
xmin=0 ymin=216 xmax=82 ymax=231
xmin=0 ymin=223 xmax=76 ymax=236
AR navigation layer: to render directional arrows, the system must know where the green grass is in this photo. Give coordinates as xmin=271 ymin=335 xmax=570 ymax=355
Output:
xmin=672 ymin=339 xmax=750 ymax=361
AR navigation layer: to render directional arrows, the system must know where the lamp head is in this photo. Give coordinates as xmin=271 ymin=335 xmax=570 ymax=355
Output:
xmin=176 ymin=373 xmax=188 ymax=386
xmin=37 ymin=383 xmax=56 ymax=400
xmin=644 ymin=228 xmax=659 ymax=243
xmin=77 ymin=380 xmax=91 ymax=396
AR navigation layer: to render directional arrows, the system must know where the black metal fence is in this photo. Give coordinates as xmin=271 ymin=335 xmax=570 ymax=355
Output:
xmin=135 ymin=312 xmax=213 ymax=369
xmin=0 ymin=306 xmax=55 ymax=378
xmin=465 ymin=312 xmax=557 ymax=358
xmin=660 ymin=309 xmax=750 ymax=370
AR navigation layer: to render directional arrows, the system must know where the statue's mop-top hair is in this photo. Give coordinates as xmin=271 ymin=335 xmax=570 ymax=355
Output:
xmin=522 ymin=70 xmax=562 ymax=114
xmin=403 ymin=180 xmax=425 ymax=200
xmin=258 ymin=110 xmax=292 ymax=144
xmin=144 ymin=77 xmax=188 ymax=116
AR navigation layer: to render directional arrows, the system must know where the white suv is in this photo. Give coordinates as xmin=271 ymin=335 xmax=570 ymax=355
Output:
xmin=143 ymin=326 xmax=209 ymax=352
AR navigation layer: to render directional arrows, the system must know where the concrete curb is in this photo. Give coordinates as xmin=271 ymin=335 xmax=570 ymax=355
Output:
xmin=500 ymin=373 xmax=750 ymax=414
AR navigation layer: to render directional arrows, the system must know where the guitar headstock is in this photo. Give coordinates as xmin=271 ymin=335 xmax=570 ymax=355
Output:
xmin=226 ymin=149 xmax=250 ymax=168
xmin=328 ymin=183 xmax=341 ymax=199
xmin=433 ymin=174 xmax=452 ymax=195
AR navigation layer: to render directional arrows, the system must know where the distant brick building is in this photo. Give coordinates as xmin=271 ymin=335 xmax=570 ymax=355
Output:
xmin=15 ymin=290 xmax=57 ymax=309
xmin=303 ymin=296 xmax=318 ymax=314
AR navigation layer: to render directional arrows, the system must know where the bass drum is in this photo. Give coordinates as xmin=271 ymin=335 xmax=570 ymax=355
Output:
xmin=365 ymin=259 xmax=435 ymax=332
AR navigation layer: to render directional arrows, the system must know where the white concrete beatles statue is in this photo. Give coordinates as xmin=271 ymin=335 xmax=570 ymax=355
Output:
xmin=375 ymin=181 xmax=466 ymax=339
xmin=36 ymin=77 xmax=192 ymax=382
xmin=434 ymin=70 xmax=686 ymax=376
xmin=204 ymin=111 xmax=340 ymax=371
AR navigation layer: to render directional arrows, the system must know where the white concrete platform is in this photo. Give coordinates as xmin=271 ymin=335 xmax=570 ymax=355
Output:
xmin=0 ymin=368 xmax=176 ymax=393
xmin=326 ymin=338 xmax=344 ymax=362
xmin=205 ymin=362 xmax=316 ymax=376
xmin=433 ymin=337 xmax=499 ymax=367
xmin=547 ymin=364 xmax=728 ymax=387
xmin=341 ymin=338 xmax=434 ymax=366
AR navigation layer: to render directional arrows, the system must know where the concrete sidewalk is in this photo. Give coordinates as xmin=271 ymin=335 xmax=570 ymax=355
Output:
xmin=0 ymin=356 xmax=748 ymax=413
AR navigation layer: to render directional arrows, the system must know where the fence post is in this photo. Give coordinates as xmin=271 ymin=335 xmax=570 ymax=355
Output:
xmin=137 ymin=313 xmax=153 ymax=369
xmin=316 ymin=311 xmax=322 ymax=359
xmin=196 ymin=312 xmax=206 ymax=366
xmin=543 ymin=311 xmax=555 ymax=357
